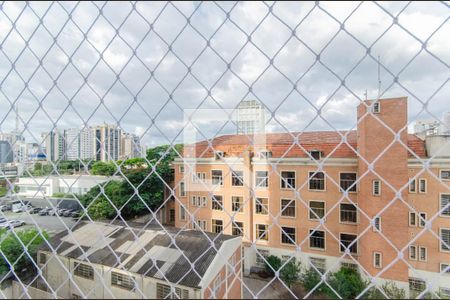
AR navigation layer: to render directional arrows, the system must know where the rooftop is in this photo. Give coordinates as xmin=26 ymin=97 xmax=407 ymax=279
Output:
xmin=40 ymin=221 xmax=238 ymax=288
xmin=183 ymin=130 xmax=426 ymax=159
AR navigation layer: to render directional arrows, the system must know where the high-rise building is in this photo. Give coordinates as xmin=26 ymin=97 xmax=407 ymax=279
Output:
xmin=120 ymin=133 xmax=142 ymax=160
xmin=0 ymin=141 xmax=13 ymax=164
xmin=235 ymin=100 xmax=266 ymax=135
xmin=63 ymin=127 xmax=95 ymax=161
xmin=93 ymin=124 xmax=122 ymax=162
xmin=42 ymin=129 xmax=66 ymax=161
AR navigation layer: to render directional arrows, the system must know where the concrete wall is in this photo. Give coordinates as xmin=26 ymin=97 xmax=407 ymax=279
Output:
xmin=425 ymin=135 xmax=450 ymax=158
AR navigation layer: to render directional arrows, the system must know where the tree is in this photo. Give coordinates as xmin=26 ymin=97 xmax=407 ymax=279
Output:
xmin=300 ymin=266 xmax=329 ymax=296
xmin=280 ymin=258 xmax=301 ymax=287
xmin=91 ymin=161 xmax=116 ymax=176
xmin=366 ymin=281 xmax=406 ymax=299
xmin=264 ymin=255 xmax=282 ymax=276
xmin=0 ymin=229 xmax=48 ymax=276
xmin=326 ymin=267 xmax=367 ymax=299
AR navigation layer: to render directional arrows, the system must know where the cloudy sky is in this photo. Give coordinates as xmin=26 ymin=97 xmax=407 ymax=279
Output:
xmin=0 ymin=1 xmax=448 ymax=147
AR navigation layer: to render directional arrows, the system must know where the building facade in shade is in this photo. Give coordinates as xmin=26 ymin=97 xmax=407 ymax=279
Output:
xmin=235 ymin=100 xmax=266 ymax=135
xmin=172 ymin=97 xmax=450 ymax=297
xmin=120 ymin=132 xmax=142 ymax=160
xmin=93 ymin=124 xmax=122 ymax=162
xmin=30 ymin=222 xmax=242 ymax=299
xmin=0 ymin=141 xmax=13 ymax=164
xmin=443 ymin=111 xmax=450 ymax=135
xmin=0 ymin=132 xmax=26 ymax=163
xmin=42 ymin=129 xmax=66 ymax=161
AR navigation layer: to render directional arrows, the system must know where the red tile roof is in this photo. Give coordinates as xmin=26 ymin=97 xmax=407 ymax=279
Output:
xmin=183 ymin=130 xmax=427 ymax=159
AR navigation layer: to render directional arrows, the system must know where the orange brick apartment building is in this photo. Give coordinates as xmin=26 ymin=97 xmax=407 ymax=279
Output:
xmin=166 ymin=97 xmax=450 ymax=296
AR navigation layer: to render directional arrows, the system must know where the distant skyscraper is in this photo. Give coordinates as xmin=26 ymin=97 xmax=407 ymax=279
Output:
xmin=93 ymin=124 xmax=122 ymax=162
xmin=65 ymin=128 xmax=80 ymax=161
xmin=235 ymin=100 xmax=266 ymax=135
xmin=120 ymin=133 xmax=142 ymax=160
xmin=0 ymin=141 xmax=13 ymax=164
xmin=63 ymin=127 xmax=95 ymax=161
xmin=42 ymin=129 xmax=65 ymax=161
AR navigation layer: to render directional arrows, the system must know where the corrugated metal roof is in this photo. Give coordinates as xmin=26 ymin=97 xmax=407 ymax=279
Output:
xmin=40 ymin=221 xmax=237 ymax=288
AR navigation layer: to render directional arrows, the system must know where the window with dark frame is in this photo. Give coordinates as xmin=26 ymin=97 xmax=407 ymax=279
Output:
xmin=255 ymin=171 xmax=269 ymax=188
xmin=340 ymin=173 xmax=357 ymax=192
xmin=309 ymin=230 xmax=325 ymax=249
xmin=340 ymin=203 xmax=357 ymax=223
xmin=256 ymin=224 xmax=269 ymax=241
xmin=74 ymin=263 xmax=94 ymax=280
xmin=281 ymin=227 xmax=296 ymax=245
xmin=231 ymin=170 xmax=244 ymax=186
xmin=309 ymin=172 xmax=325 ymax=190
xmin=340 ymin=233 xmax=358 ymax=254
xmin=281 ymin=199 xmax=295 ymax=217
xmin=212 ymin=195 xmax=223 ymax=211
xmin=281 ymin=171 xmax=296 ymax=189
xmin=309 ymin=201 xmax=325 ymax=219
xmin=212 ymin=219 xmax=223 ymax=234
xmin=232 ymin=196 xmax=243 ymax=213
xmin=212 ymin=170 xmax=223 ymax=186
xmin=441 ymin=194 xmax=450 ymax=216
xmin=232 ymin=222 xmax=243 ymax=236
xmin=255 ymin=198 xmax=268 ymax=215
xmin=111 ymin=271 xmax=135 ymax=290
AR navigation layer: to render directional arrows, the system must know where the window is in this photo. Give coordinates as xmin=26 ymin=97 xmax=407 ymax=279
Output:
xmin=310 ymin=150 xmax=322 ymax=160
xmin=340 ymin=233 xmax=358 ymax=254
xmin=256 ymin=224 xmax=269 ymax=241
xmin=441 ymin=229 xmax=450 ymax=251
xmin=111 ymin=272 xmax=135 ymax=290
xmin=440 ymin=170 xmax=450 ymax=180
xmin=310 ymin=257 xmax=326 ymax=273
xmin=169 ymin=209 xmax=175 ymax=222
xmin=212 ymin=195 xmax=223 ymax=211
xmin=258 ymin=150 xmax=272 ymax=159
xmin=256 ymin=249 xmax=269 ymax=266
xmin=212 ymin=219 xmax=223 ymax=234
xmin=440 ymin=263 xmax=450 ymax=275
xmin=215 ymin=151 xmax=224 ymax=160
xmin=340 ymin=173 xmax=357 ymax=192
xmin=231 ymin=170 xmax=244 ymax=186
xmin=180 ymin=182 xmax=186 ymax=197
xmin=409 ymin=245 xmax=417 ymax=260
xmin=280 ymin=171 xmax=296 ymax=189
xmin=372 ymin=101 xmax=380 ymax=113
xmin=373 ymin=252 xmax=382 ymax=268
xmin=179 ymin=165 xmax=184 ymax=173
xmin=281 ymin=199 xmax=295 ymax=217
xmin=196 ymin=220 xmax=207 ymax=231
xmin=74 ymin=263 xmax=94 ymax=280
xmin=309 ymin=230 xmax=325 ymax=249
xmin=409 ymin=178 xmax=416 ymax=193
xmin=255 ymin=198 xmax=268 ymax=215
xmin=373 ymin=180 xmax=381 ymax=196
xmin=211 ymin=170 xmax=223 ymax=186
xmin=156 ymin=283 xmax=189 ymax=299
xmin=232 ymin=196 xmax=243 ymax=212
xmin=409 ymin=278 xmax=425 ymax=292
xmin=419 ymin=246 xmax=427 ymax=261
xmin=193 ymin=172 xmax=206 ymax=183
xmin=255 ymin=171 xmax=268 ymax=188
xmin=180 ymin=206 xmax=186 ymax=221
xmin=309 ymin=201 xmax=325 ymax=219
xmin=440 ymin=194 xmax=450 ymax=216
xmin=309 ymin=172 xmax=325 ymax=190
xmin=419 ymin=212 xmax=426 ymax=227
xmin=191 ymin=195 xmax=197 ymax=206
xmin=373 ymin=217 xmax=381 ymax=232
xmin=341 ymin=262 xmax=358 ymax=271
xmin=340 ymin=203 xmax=357 ymax=223
xmin=39 ymin=253 xmax=46 ymax=265
xmin=409 ymin=212 xmax=416 ymax=226
xmin=419 ymin=178 xmax=427 ymax=193
xmin=281 ymin=227 xmax=296 ymax=245
xmin=200 ymin=196 xmax=207 ymax=207
xmin=232 ymin=222 xmax=243 ymax=236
